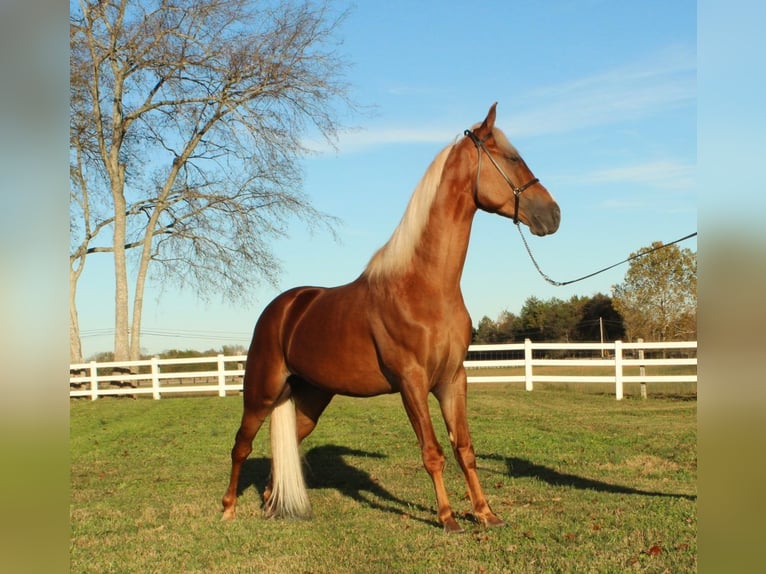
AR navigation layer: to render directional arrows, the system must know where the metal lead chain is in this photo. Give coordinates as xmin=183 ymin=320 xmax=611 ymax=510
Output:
xmin=516 ymin=223 xmax=566 ymax=286
xmin=516 ymin=224 xmax=698 ymax=287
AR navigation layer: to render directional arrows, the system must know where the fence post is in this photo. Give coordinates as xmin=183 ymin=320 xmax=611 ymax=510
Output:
xmin=151 ymin=356 xmax=161 ymax=400
xmin=524 ymin=338 xmax=533 ymax=391
xmin=89 ymin=361 xmax=99 ymax=401
xmin=217 ymin=354 xmax=227 ymax=397
xmin=637 ymin=338 xmax=647 ymax=399
xmin=614 ymin=340 xmax=624 ymax=400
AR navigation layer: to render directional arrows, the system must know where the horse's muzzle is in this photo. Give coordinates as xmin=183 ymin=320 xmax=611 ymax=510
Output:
xmin=529 ymin=202 xmax=561 ymax=236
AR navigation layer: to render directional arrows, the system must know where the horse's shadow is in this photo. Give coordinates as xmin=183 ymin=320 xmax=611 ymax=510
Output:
xmin=237 ymin=444 xmax=438 ymax=526
xmin=479 ymin=454 xmax=696 ymax=501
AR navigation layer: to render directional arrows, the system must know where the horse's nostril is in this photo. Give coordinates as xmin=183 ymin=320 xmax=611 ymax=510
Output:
xmin=551 ymin=203 xmax=561 ymax=231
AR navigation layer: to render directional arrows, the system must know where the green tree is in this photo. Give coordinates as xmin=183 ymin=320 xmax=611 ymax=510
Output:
xmin=574 ymin=293 xmax=625 ymax=342
xmin=474 ymin=316 xmax=500 ymax=343
xmin=612 ymin=241 xmax=696 ymax=341
xmin=473 ymin=294 xmax=627 ymax=345
xmin=515 ymin=296 xmax=546 ymax=340
xmin=495 ymin=310 xmax=518 ymax=342
xmin=515 ymin=295 xmax=585 ymax=342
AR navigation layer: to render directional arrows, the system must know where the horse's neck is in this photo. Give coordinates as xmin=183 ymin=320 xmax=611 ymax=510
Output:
xmin=412 ymin=180 xmax=476 ymax=290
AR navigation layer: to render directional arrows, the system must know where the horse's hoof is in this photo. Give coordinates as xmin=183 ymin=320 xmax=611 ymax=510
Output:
xmin=483 ymin=514 xmax=505 ymax=528
xmin=443 ymin=518 xmax=465 ymax=534
xmin=221 ymin=508 xmax=236 ymax=521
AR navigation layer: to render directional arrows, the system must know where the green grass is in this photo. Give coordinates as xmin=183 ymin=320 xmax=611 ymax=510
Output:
xmin=70 ymin=387 xmax=696 ymax=573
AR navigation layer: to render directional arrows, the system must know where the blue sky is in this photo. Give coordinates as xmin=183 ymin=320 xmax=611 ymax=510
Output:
xmin=76 ymin=0 xmax=697 ymax=357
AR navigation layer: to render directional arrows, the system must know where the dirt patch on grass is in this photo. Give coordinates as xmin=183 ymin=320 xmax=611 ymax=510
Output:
xmin=599 ymin=455 xmax=681 ymax=476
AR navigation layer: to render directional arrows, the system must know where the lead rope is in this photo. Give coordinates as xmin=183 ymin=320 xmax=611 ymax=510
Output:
xmin=516 ymin=225 xmax=698 ymax=287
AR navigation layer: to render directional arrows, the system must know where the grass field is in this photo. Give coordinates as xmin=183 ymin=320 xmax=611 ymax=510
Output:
xmin=70 ymin=387 xmax=696 ymax=573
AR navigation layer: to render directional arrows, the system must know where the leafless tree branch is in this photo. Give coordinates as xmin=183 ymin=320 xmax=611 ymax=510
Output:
xmin=70 ymin=0 xmax=356 ymax=361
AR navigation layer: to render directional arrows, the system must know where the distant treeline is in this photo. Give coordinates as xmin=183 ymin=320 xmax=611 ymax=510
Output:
xmin=472 ymin=293 xmax=626 ymax=344
xmin=88 ymin=344 xmax=248 ymax=369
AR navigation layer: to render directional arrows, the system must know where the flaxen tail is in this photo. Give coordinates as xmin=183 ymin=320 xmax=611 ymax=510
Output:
xmin=263 ymin=397 xmax=312 ymax=519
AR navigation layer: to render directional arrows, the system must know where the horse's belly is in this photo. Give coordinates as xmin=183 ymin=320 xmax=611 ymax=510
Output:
xmin=284 ymin=305 xmax=393 ymax=397
xmin=286 ymin=343 xmax=394 ymax=397
xmin=296 ymin=364 xmax=394 ymax=397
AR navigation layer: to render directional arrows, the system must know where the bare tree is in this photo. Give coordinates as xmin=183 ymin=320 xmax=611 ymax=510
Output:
xmin=70 ymin=0 xmax=354 ymax=362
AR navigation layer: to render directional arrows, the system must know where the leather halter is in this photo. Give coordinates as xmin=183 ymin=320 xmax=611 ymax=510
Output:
xmin=464 ymin=129 xmax=539 ymax=224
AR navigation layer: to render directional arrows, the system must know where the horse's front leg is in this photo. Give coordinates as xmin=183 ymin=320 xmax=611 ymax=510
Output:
xmin=399 ymin=378 xmax=464 ymax=533
xmin=434 ymin=367 xmax=504 ymax=528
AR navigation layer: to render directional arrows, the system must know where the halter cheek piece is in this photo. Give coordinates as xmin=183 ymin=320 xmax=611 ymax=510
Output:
xmin=463 ymin=129 xmax=539 ymax=225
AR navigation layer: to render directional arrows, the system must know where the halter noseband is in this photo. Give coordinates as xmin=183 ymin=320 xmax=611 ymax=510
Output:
xmin=463 ymin=129 xmax=539 ymax=225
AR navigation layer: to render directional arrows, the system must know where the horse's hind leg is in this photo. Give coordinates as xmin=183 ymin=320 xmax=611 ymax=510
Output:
xmin=221 ymin=361 xmax=290 ymax=521
xmin=292 ymin=379 xmax=334 ymax=442
xmin=221 ymin=409 xmax=265 ymax=520
xmin=223 ymin=287 xmax=328 ymax=520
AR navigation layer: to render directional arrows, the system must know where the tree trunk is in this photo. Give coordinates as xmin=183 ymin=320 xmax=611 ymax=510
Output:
xmin=112 ymin=164 xmax=130 ymax=364
xmin=69 ymin=269 xmax=84 ymax=364
xmin=128 ymin=214 xmax=159 ymax=361
xmin=129 ymin=250 xmax=149 ymax=362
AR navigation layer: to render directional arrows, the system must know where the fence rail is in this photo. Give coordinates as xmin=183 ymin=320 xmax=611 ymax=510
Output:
xmin=70 ymin=339 xmax=696 ymax=401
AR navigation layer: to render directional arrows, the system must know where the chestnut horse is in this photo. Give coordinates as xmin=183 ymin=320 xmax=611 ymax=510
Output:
xmin=221 ymin=103 xmax=561 ymax=533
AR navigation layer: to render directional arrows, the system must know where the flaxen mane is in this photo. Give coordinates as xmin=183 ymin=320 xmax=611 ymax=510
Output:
xmin=363 ymin=144 xmax=454 ymax=280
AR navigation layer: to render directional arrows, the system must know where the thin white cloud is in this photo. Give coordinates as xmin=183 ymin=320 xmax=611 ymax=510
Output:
xmin=508 ymin=46 xmax=696 ymax=138
xmin=304 ymin=126 xmax=459 ymax=155
xmin=597 ymin=195 xmax=697 ymax=214
xmin=548 ymin=159 xmax=696 ymax=199
xmin=306 ymin=45 xmax=695 ymax=154
xmin=583 ymin=160 xmax=696 ymax=190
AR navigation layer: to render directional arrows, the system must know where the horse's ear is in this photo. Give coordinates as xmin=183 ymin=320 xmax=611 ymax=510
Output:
xmin=480 ymin=102 xmax=498 ymax=131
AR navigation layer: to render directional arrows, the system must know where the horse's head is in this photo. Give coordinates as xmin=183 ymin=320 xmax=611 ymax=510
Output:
xmin=464 ymin=103 xmax=560 ymax=236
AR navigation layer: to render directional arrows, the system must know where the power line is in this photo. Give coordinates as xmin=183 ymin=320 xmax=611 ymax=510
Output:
xmin=80 ymin=328 xmax=251 ymax=342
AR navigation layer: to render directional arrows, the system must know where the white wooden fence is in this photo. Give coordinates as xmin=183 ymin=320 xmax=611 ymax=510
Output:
xmin=69 ymin=339 xmax=696 ymax=401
